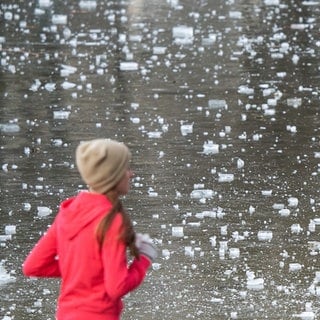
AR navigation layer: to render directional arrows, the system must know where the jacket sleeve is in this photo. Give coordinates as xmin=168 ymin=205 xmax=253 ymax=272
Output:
xmin=102 ymin=214 xmax=151 ymax=300
xmin=22 ymin=221 xmax=61 ymax=277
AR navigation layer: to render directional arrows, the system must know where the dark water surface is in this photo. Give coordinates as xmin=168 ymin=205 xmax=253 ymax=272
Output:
xmin=1 ymin=0 xmax=320 ymax=319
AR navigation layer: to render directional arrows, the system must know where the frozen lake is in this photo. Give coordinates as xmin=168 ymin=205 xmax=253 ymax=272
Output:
xmin=1 ymin=0 xmax=320 ymax=319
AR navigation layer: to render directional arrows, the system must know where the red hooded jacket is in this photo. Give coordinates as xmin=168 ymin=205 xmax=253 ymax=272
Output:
xmin=23 ymin=191 xmax=151 ymax=320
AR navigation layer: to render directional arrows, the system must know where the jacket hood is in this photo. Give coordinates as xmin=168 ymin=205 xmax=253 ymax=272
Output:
xmin=57 ymin=191 xmax=112 ymax=240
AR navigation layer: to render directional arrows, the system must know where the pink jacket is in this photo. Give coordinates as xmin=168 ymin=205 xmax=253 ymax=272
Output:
xmin=23 ymin=191 xmax=151 ymax=320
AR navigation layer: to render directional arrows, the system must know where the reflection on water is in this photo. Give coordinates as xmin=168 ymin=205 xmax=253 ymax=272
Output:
xmin=1 ymin=0 xmax=320 ymax=319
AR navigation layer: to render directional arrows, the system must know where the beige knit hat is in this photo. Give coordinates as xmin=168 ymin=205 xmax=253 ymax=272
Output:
xmin=76 ymin=139 xmax=131 ymax=194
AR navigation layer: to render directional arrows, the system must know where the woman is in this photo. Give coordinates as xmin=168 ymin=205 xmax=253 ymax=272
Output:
xmin=23 ymin=138 xmax=157 ymax=320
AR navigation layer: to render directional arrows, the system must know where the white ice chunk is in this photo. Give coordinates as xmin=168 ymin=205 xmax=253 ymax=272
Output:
xmin=232 ymin=231 xmax=246 ymax=241
xmin=29 ymin=79 xmax=41 ymax=92
xmin=0 ymin=261 xmax=16 ymax=285
xmin=190 ymin=189 xmax=214 ymax=199
xmin=148 ymin=188 xmax=158 ymax=197
xmin=287 ymin=97 xmax=302 ymax=108
xmin=220 ymin=226 xmax=228 ymax=236
xmin=39 ymin=0 xmax=52 ymax=8
xmin=79 ymin=0 xmax=97 ymax=10
xmin=286 ymin=125 xmax=297 ymax=133
xmin=129 ymin=35 xmax=142 ymax=42
xmin=309 ymin=220 xmax=316 ymax=232
xmin=249 ymin=205 xmax=255 ymax=214
xmin=209 ymin=236 xmax=217 ymax=247
xmin=5 ymin=225 xmax=16 ymax=235
xmin=229 ymin=248 xmax=240 ymax=259
xmin=208 ymin=99 xmax=227 ymax=109
xmin=185 ymin=246 xmax=194 ymax=258
xmin=257 ymin=230 xmax=273 ymax=241
xmin=219 ymin=247 xmax=226 ymax=259
xmin=172 ymin=226 xmax=184 ymax=237
xmin=201 ymin=33 xmax=217 ymax=46
xmin=237 ymin=158 xmax=244 ymax=169
xmin=153 ymin=46 xmax=167 ymax=55
xmin=52 ymin=14 xmax=67 ymax=25
xmin=130 ymin=103 xmax=139 ymax=110
xmin=279 ymin=208 xmax=291 ymax=217
xmin=288 ymin=197 xmax=299 ymax=207
xmin=7 ymin=64 xmax=16 ymax=74
xmin=23 ymin=203 xmax=31 ymax=211
xmin=61 ymin=81 xmax=76 ymax=90
xmin=291 ymin=224 xmax=303 ymax=234
xmin=0 ymin=123 xmax=20 ymax=133
xmin=252 ymin=133 xmax=261 ymax=141
xmin=173 ymin=25 xmax=194 ymax=45
xmin=167 ymin=0 xmax=180 ymax=8
xmin=0 ymin=235 xmax=12 ymax=242
xmin=273 ymin=203 xmax=285 ymax=210
xmin=44 ymin=82 xmax=56 ymax=91
xmin=238 ymin=85 xmax=254 ymax=95
xmin=1 ymin=58 xmax=7 ymax=67
xmin=53 ymin=110 xmax=70 ymax=120
xmin=247 ymin=278 xmax=264 ymax=290
xmin=267 ymin=98 xmax=277 ymax=106
xmin=120 ymin=62 xmax=139 ymax=71
xmin=261 ymin=190 xmax=272 ymax=196
xmin=173 ymin=23 xmax=193 ymax=37
xmin=158 ymin=151 xmax=165 ymax=159
xmin=180 ymin=122 xmax=193 ymax=136
xmin=61 ymin=81 xmax=76 ymax=89
xmin=52 ymin=138 xmax=63 ymax=146
xmin=229 ymin=11 xmax=242 ymax=19
xmin=264 ymin=0 xmax=279 ymax=5
xmin=218 ymin=173 xmax=234 ymax=183
xmin=63 ymin=27 xmax=72 ymax=39
xmin=280 ymin=42 xmax=290 ymax=53
xmin=291 ymin=24 xmax=309 ymax=30
xmin=130 ymin=117 xmax=140 ymax=124
xmin=289 ymin=263 xmax=302 ymax=272
xmin=147 ymin=131 xmax=162 ymax=138
xmin=162 ymin=249 xmax=170 ymax=258
xmin=262 ymin=88 xmax=274 ymax=96
xmin=292 ymin=54 xmax=300 ymax=64
xmin=37 ymin=206 xmax=52 ymax=217
xmin=293 ymin=311 xmax=315 ymax=320
xmin=34 ymin=8 xmax=45 ymax=15
xmin=4 ymin=12 xmax=13 ymax=21
xmin=225 ymin=125 xmax=232 ymax=133
xmin=202 ymin=141 xmax=219 ymax=154
xmin=60 ymin=64 xmax=77 ymax=76
xmin=195 ymin=210 xmax=217 ymax=219
xmin=264 ymin=108 xmax=276 ymax=116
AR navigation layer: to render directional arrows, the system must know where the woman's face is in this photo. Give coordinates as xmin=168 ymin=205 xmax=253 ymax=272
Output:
xmin=115 ymin=167 xmax=134 ymax=196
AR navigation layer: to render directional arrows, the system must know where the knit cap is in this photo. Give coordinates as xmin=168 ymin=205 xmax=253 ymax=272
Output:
xmin=76 ymin=139 xmax=131 ymax=194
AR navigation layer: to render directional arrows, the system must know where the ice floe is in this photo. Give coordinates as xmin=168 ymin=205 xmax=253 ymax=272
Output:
xmin=172 ymin=25 xmax=194 ymax=45
xmin=37 ymin=206 xmax=52 ymax=218
xmin=0 ymin=261 xmax=15 ymax=285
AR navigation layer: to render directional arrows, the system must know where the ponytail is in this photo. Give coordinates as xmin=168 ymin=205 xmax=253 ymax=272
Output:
xmin=96 ymin=199 xmax=139 ymax=258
